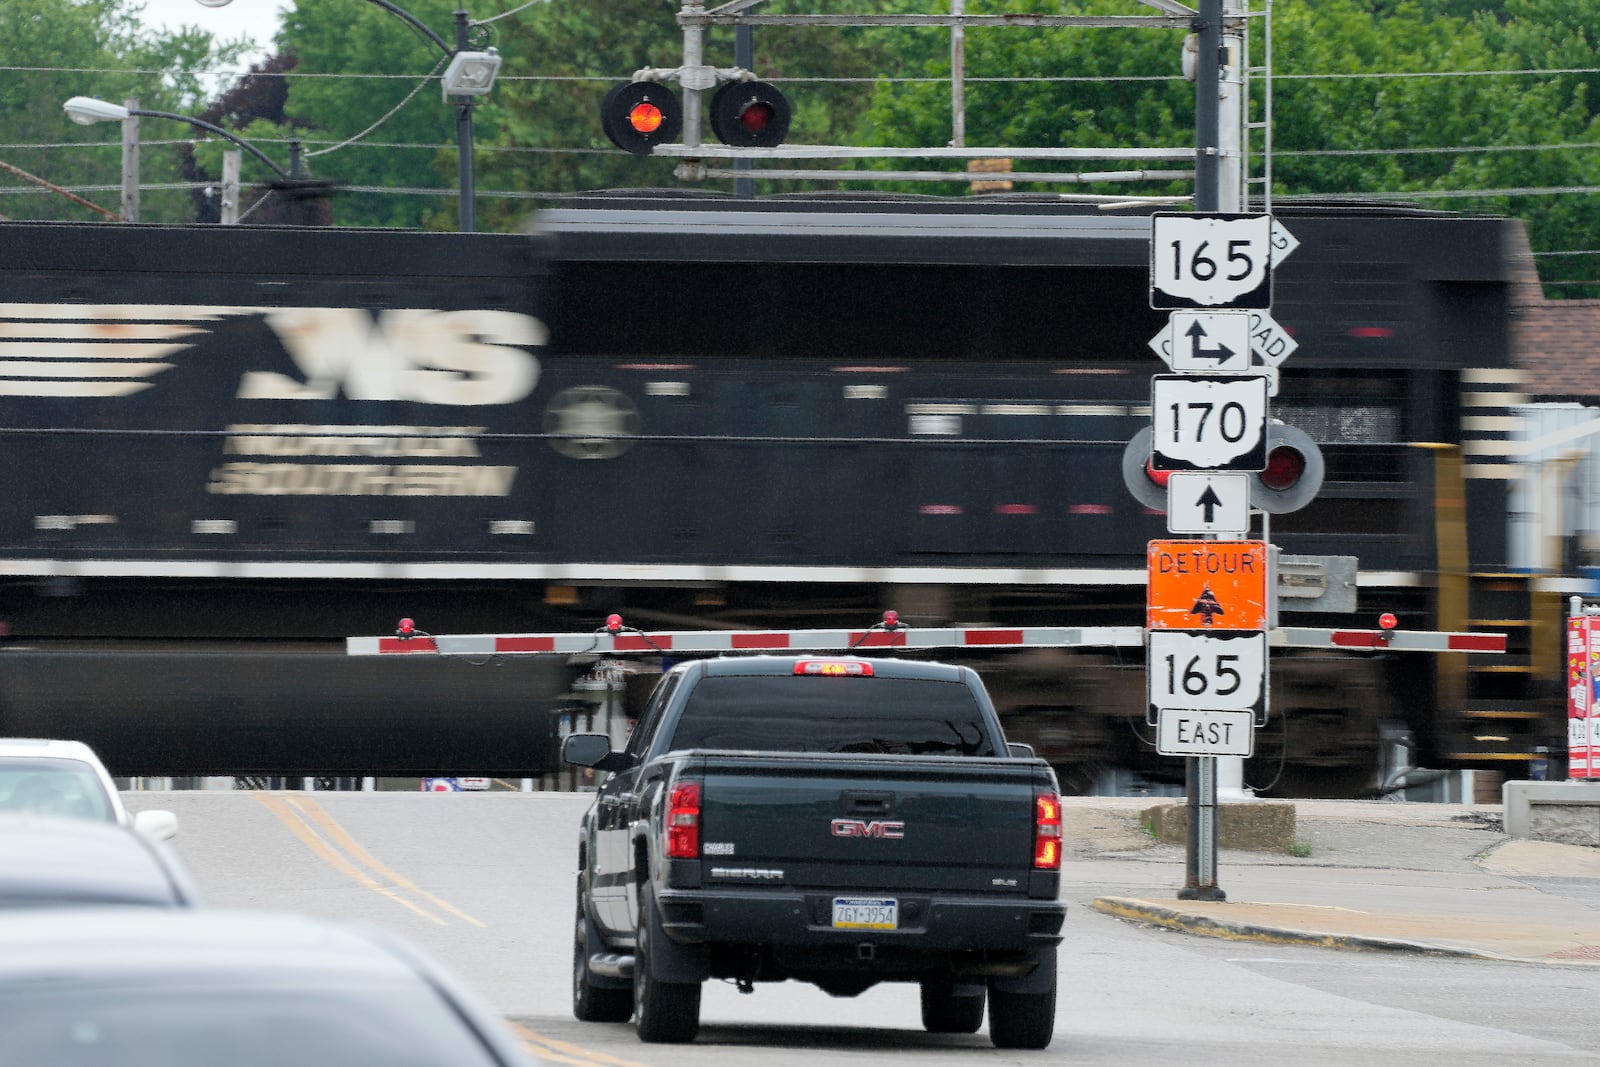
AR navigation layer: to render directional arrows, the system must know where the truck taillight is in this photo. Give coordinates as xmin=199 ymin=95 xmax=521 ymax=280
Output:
xmin=794 ymin=660 xmax=874 ymax=676
xmin=1033 ymin=791 xmax=1063 ymax=870
xmin=666 ymin=780 xmax=701 ymax=859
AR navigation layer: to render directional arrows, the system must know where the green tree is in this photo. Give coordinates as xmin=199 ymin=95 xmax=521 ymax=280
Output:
xmin=255 ymin=0 xmax=499 ymax=230
xmin=469 ymin=0 xmax=904 ymax=228
xmin=847 ymin=0 xmax=1600 ymax=294
xmin=1468 ymin=0 xmax=1600 ymax=293
xmin=850 ymin=0 xmax=1191 ymax=196
xmin=0 ymin=0 xmax=254 ymax=222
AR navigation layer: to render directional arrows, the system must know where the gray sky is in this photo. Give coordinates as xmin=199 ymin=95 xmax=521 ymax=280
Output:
xmin=135 ymin=0 xmax=287 ymax=66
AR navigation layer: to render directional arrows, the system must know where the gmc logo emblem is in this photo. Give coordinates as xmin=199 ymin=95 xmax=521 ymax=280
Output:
xmin=831 ymin=818 xmax=905 ymax=839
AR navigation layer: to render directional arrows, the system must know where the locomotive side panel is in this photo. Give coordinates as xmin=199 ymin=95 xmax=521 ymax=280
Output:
xmin=0 ymin=204 xmax=1539 ymax=788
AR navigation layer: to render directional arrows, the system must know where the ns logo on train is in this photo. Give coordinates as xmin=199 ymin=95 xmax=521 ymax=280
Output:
xmin=0 ymin=303 xmax=548 ymax=407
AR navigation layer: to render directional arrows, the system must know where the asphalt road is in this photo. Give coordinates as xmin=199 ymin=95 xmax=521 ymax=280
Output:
xmin=127 ymin=789 xmax=1600 ymax=1066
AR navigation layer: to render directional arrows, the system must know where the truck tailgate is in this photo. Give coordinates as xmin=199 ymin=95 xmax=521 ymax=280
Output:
xmin=695 ymin=752 xmax=1049 ymax=894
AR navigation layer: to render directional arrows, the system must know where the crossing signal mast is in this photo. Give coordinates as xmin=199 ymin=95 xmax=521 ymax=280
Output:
xmin=1120 ymin=422 xmax=1325 ymax=516
xmin=602 ymin=76 xmax=792 ymax=156
xmin=598 ymin=0 xmax=1203 ymax=187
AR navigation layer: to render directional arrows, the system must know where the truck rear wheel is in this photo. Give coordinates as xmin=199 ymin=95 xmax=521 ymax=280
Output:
xmin=920 ymin=979 xmax=985 ymax=1034
xmin=634 ymin=885 xmax=701 ymax=1043
xmin=987 ymin=978 xmax=1056 ymax=1050
xmin=574 ymin=878 xmax=632 ymax=1023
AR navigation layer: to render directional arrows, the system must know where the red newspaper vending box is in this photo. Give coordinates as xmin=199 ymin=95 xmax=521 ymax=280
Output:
xmin=1568 ymin=615 xmax=1597 ymax=780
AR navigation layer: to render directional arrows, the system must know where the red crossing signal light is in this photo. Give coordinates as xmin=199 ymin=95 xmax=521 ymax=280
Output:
xmin=1249 ymin=424 xmax=1324 ymax=514
xmin=1120 ymin=423 xmax=1324 ymax=514
xmin=709 ymin=81 xmax=792 ymax=148
xmin=601 ymin=81 xmax=683 ymax=156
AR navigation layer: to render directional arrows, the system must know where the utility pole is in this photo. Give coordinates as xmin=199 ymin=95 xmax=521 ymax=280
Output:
xmin=121 ymin=97 xmax=140 ymax=223
xmin=1215 ymin=0 xmax=1249 ymax=808
xmin=1219 ymin=0 xmax=1245 ymax=212
xmin=219 ymin=150 xmax=241 ymax=224
xmin=951 ymin=0 xmax=966 ymax=148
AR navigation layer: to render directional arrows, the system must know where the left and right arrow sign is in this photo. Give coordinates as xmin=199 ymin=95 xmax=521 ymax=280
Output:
xmin=1147 ymin=309 xmax=1299 ymax=374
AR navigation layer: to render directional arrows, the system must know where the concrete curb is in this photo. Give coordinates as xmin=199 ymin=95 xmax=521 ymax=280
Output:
xmin=1089 ymin=896 xmax=1493 ymax=960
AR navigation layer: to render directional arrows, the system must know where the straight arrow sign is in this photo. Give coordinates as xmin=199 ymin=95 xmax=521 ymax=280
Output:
xmin=1166 ymin=472 xmax=1250 ymax=534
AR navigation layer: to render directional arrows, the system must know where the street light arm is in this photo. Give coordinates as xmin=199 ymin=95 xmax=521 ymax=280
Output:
xmin=360 ymin=0 xmax=455 ymax=57
xmin=131 ymin=108 xmax=292 ymax=179
xmin=188 ymin=0 xmax=488 ymax=232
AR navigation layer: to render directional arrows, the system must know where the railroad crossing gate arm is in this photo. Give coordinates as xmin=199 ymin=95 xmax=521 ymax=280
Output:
xmin=345 ymin=614 xmax=1502 ymax=657
xmin=1270 ymin=627 xmax=1506 ymax=653
xmin=345 ymin=614 xmax=1148 ymax=656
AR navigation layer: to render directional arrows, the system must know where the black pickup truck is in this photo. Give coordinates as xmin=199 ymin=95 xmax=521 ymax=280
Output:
xmin=561 ymin=654 xmax=1066 ymax=1048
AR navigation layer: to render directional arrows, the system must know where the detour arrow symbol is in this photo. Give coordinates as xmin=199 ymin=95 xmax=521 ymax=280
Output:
xmin=1191 ymin=586 xmax=1226 ymax=626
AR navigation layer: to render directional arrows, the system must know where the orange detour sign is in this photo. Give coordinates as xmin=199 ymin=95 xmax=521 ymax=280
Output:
xmin=1147 ymin=540 xmax=1269 ymax=630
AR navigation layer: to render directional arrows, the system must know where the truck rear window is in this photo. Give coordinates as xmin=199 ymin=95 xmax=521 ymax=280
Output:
xmin=666 ymin=676 xmax=996 ymax=757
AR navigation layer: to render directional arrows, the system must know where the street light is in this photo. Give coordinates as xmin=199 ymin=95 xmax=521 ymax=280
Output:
xmin=64 ymin=96 xmax=322 ymax=224
xmin=64 ymin=96 xmax=306 ymax=180
xmin=197 ymin=0 xmax=502 ymax=232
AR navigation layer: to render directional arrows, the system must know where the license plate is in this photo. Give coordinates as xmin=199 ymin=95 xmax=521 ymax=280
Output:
xmin=832 ymin=897 xmax=898 ymax=930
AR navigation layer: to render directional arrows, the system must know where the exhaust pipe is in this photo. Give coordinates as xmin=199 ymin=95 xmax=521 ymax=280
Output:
xmin=588 ymin=953 xmax=635 ymax=978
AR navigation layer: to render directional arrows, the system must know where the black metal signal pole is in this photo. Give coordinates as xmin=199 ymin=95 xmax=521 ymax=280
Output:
xmin=1179 ymin=0 xmax=1227 ymax=903
xmin=1193 ymin=0 xmax=1221 ymax=216
xmin=734 ymin=24 xmax=755 ymax=198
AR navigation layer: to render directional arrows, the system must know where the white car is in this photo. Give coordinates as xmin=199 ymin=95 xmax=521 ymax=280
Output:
xmin=0 ymin=908 xmax=539 ymax=1065
xmin=0 ymin=738 xmax=177 ymax=840
xmin=0 ymin=815 xmax=201 ymax=908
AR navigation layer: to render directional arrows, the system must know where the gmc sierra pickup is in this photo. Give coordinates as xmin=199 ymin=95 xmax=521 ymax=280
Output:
xmin=562 ymin=653 xmax=1066 ymax=1048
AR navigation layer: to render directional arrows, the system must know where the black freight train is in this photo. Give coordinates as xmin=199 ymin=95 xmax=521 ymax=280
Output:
xmin=0 ymin=196 xmax=1556 ymax=792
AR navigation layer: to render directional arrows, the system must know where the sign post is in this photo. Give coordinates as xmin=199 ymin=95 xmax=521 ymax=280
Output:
xmin=1147 ymin=62 xmax=1302 ymax=896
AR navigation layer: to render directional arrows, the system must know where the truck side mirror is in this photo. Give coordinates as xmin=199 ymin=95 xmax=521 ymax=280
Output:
xmin=1007 ymin=742 xmax=1037 ymax=759
xmin=562 ymin=732 xmax=630 ymax=771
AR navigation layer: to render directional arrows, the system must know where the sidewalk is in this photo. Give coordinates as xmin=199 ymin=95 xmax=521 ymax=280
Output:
xmin=1062 ymin=797 xmax=1600 ymax=965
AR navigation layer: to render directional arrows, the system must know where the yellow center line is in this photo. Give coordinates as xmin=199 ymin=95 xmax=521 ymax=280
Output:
xmin=508 ymin=1022 xmax=653 ymax=1067
xmin=253 ymin=792 xmax=447 ymax=926
xmin=285 ymin=795 xmax=486 ymax=928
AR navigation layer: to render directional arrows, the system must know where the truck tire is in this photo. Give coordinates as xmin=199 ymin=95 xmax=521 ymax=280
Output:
xmin=920 ymin=979 xmax=985 ymax=1034
xmin=573 ymin=878 xmax=632 ymax=1023
xmin=633 ymin=885 xmax=701 ymax=1043
xmin=987 ymin=977 xmax=1056 ymax=1050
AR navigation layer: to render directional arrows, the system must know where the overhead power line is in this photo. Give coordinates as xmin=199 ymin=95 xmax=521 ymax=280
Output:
xmin=8 ymin=63 xmax=1600 ymax=84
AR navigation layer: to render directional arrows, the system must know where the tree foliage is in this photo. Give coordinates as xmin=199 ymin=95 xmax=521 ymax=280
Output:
xmin=0 ymin=0 xmax=254 ymax=222
xmin=468 ymin=0 xmax=903 ymax=229
xmin=7 ymin=0 xmax=1600 ymax=292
